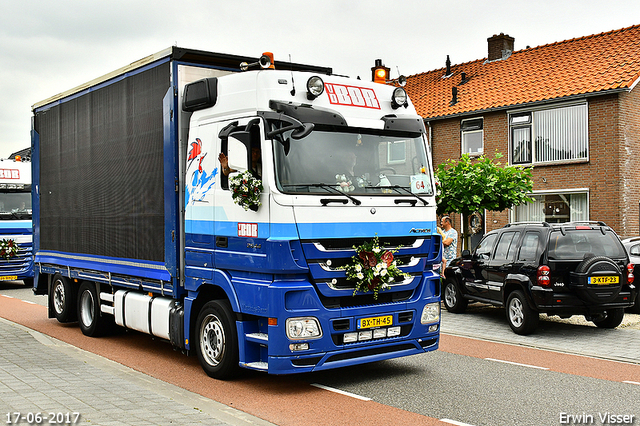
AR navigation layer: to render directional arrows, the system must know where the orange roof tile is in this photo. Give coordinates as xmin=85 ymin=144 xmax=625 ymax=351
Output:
xmin=405 ymin=25 xmax=640 ymax=120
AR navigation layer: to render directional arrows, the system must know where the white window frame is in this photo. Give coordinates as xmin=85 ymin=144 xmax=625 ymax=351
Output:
xmin=511 ymin=189 xmax=590 ymax=223
xmin=461 ymin=118 xmax=483 ymax=156
xmin=508 ymin=101 xmax=588 ymax=166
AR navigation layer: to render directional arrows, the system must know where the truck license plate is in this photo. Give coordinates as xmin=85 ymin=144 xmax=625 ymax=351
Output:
xmin=589 ymin=276 xmax=618 ymax=285
xmin=0 ymin=276 xmax=18 ymax=281
xmin=358 ymin=315 xmax=392 ymax=329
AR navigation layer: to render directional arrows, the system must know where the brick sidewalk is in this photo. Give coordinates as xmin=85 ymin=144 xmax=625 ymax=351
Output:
xmin=0 ymin=317 xmax=274 ymax=426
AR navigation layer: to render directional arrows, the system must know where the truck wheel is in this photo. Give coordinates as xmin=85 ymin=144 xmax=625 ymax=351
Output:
xmin=194 ymin=300 xmax=239 ymax=380
xmin=77 ymin=281 xmax=112 ymax=337
xmin=51 ymin=275 xmax=76 ymax=323
xmin=592 ymin=308 xmax=625 ymax=328
xmin=443 ymin=279 xmax=468 ymax=313
xmin=506 ymin=290 xmax=539 ymax=335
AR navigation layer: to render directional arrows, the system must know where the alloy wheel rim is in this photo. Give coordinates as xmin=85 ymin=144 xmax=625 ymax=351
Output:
xmin=509 ymin=298 xmax=524 ymax=327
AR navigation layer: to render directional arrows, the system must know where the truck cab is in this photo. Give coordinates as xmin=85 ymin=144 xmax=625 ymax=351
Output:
xmin=0 ymin=155 xmax=33 ymax=286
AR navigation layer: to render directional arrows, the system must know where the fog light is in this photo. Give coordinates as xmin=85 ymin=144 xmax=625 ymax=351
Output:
xmin=344 ymin=332 xmax=358 ymax=343
xmin=358 ymin=330 xmax=372 ymax=341
xmin=286 ymin=317 xmax=322 ymax=340
xmin=373 ymin=328 xmax=387 ymax=339
xmin=429 ymin=324 xmax=439 ymax=332
xmin=289 ymin=342 xmax=309 ymax=351
xmin=387 ymin=326 xmax=401 ymax=337
xmin=421 ymin=302 xmax=440 ymax=324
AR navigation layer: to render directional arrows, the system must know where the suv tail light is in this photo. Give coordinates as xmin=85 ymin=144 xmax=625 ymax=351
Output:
xmin=627 ymin=263 xmax=634 ymax=284
xmin=537 ymin=265 xmax=551 ymax=287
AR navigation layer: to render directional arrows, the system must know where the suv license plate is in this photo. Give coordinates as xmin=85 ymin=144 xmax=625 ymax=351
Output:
xmin=589 ymin=276 xmax=619 ymax=285
xmin=358 ymin=315 xmax=393 ymax=329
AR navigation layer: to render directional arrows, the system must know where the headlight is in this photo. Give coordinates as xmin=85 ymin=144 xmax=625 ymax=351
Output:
xmin=391 ymin=87 xmax=408 ymax=109
xmin=286 ymin=317 xmax=322 ymax=340
xmin=306 ymin=76 xmax=325 ymax=99
xmin=421 ymin=302 xmax=440 ymax=324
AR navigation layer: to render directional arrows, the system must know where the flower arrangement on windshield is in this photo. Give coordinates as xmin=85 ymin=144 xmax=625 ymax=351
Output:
xmin=230 ymin=171 xmax=263 ymax=211
xmin=0 ymin=239 xmax=18 ymax=260
xmin=342 ymin=236 xmax=410 ymax=299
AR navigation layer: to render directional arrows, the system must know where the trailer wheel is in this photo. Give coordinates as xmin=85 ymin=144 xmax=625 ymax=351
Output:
xmin=77 ymin=281 xmax=112 ymax=337
xmin=194 ymin=300 xmax=239 ymax=379
xmin=51 ymin=275 xmax=76 ymax=323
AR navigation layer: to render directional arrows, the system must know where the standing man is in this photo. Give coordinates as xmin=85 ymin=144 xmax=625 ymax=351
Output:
xmin=438 ymin=216 xmax=458 ymax=277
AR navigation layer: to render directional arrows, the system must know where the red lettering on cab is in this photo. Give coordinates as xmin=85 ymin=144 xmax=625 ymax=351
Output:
xmin=325 ymin=83 xmax=380 ymax=109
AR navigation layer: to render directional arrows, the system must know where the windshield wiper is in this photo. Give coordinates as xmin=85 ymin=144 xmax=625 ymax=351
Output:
xmin=383 ymin=185 xmax=430 ymax=206
xmin=283 ymin=183 xmax=361 ymax=206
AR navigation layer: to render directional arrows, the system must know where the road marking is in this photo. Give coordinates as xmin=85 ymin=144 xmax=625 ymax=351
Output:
xmin=310 ymin=383 xmax=372 ymax=401
xmin=623 ymin=381 xmax=640 ymax=385
xmin=485 ymin=358 xmax=549 ymax=370
xmin=441 ymin=419 xmax=476 ymax=426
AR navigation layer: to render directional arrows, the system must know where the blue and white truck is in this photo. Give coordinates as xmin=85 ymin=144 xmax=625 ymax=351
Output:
xmin=0 ymin=155 xmax=33 ymax=286
xmin=32 ymin=47 xmax=442 ymax=378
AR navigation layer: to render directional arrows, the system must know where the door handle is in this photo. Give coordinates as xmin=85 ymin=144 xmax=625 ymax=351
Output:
xmin=216 ymin=236 xmax=228 ymax=248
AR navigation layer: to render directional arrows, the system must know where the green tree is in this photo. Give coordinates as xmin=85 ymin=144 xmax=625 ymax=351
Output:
xmin=435 ymin=153 xmax=534 ymax=250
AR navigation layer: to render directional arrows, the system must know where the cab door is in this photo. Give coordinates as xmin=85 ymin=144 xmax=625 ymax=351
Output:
xmin=213 ymin=117 xmax=271 ymax=273
xmin=462 ymin=232 xmax=497 ymax=298
xmin=485 ymin=231 xmax=521 ymax=302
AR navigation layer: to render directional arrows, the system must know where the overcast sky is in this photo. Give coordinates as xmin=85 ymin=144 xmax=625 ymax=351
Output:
xmin=2 ymin=0 xmax=639 ymax=158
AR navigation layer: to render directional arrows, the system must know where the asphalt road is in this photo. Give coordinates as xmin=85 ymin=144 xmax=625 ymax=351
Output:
xmin=1 ymin=281 xmax=639 ymax=426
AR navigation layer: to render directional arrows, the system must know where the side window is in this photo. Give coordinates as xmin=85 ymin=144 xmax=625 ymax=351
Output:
xmin=518 ymin=232 xmax=540 ymax=261
xmin=630 ymin=244 xmax=640 ymax=256
xmin=219 ymin=120 xmax=262 ymax=190
xmin=494 ymin=231 xmax=520 ymax=261
xmin=475 ymin=233 xmax=497 ymax=260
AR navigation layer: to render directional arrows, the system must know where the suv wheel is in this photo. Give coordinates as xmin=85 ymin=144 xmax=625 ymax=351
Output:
xmin=506 ymin=290 xmax=539 ymax=335
xmin=443 ymin=279 xmax=468 ymax=313
xmin=591 ymin=308 xmax=625 ymax=328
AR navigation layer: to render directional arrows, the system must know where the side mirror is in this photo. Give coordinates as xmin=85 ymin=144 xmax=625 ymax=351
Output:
xmin=462 ymin=250 xmax=472 ymax=259
xmin=291 ymin=123 xmax=314 ymax=140
xmin=227 ymin=134 xmax=249 ymax=171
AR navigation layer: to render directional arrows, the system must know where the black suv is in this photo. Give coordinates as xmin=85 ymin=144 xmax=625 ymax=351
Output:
xmin=443 ymin=221 xmax=637 ymax=335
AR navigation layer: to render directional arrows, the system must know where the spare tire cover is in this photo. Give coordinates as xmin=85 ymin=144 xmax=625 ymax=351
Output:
xmin=575 ymin=256 xmax=622 ymax=303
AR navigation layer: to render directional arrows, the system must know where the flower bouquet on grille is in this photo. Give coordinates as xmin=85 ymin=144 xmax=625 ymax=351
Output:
xmin=0 ymin=239 xmax=18 ymax=260
xmin=230 ymin=170 xmax=263 ymax=211
xmin=342 ymin=236 xmax=410 ymax=299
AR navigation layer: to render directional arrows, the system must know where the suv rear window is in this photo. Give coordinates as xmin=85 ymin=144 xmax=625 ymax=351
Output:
xmin=547 ymin=230 xmax=626 ymax=260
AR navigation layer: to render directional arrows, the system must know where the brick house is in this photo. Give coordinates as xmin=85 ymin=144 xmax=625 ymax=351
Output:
xmin=404 ymin=25 xmax=640 ymax=245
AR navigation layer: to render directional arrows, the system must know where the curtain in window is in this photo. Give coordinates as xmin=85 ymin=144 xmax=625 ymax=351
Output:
xmin=512 ymin=127 xmax=531 ymax=163
xmin=534 ymin=104 xmax=587 ymax=162
xmin=569 ymin=192 xmax=587 ymax=221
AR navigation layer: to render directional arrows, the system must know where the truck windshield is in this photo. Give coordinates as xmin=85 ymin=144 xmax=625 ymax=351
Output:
xmin=272 ymin=125 xmax=433 ymax=196
xmin=0 ymin=190 xmax=32 ymax=220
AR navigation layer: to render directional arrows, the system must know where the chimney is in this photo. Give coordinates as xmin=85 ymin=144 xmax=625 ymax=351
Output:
xmin=487 ymin=33 xmax=514 ymax=61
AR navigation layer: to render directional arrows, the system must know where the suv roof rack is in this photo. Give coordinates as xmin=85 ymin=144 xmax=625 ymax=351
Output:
xmin=503 ymin=221 xmax=551 ymax=228
xmin=555 ymin=220 xmax=607 ymax=227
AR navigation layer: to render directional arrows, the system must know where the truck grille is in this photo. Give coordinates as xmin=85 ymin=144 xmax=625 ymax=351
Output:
xmin=0 ymin=243 xmax=32 ymax=275
xmin=301 ymin=236 xmax=440 ymax=308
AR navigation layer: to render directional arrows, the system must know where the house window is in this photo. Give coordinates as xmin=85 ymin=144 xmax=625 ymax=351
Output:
xmin=461 ymin=118 xmax=483 ymax=156
xmin=387 ymin=140 xmax=406 ymax=164
xmin=513 ymin=191 xmax=588 ymax=223
xmin=510 ymin=103 xmax=588 ymax=164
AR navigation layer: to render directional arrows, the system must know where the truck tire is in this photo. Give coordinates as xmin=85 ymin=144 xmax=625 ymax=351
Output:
xmin=443 ymin=279 xmax=468 ymax=313
xmin=194 ymin=300 xmax=240 ymax=380
xmin=506 ymin=290 xmax=539 ymax=335
xmin=591 ymin=308 xmax=625 ymax=329
xmin=51 ymin=274 xmax=76 ymax=323
xmin=77 ymin=281 xmax=112 ymax=337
